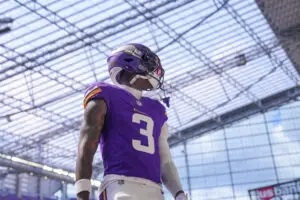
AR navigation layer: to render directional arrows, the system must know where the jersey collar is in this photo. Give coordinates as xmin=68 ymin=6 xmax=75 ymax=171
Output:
xmin=121 ymin=85 xmax=142 ymax=100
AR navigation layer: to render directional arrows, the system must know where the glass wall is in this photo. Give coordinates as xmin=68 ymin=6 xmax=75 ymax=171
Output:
xmin=166 ymin=100 xmax=300 ymax=200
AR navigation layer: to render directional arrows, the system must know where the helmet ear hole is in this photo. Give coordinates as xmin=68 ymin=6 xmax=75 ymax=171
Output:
xmin=124 ymin=58 xmax=133 ymax=62
xmin=119 ymin=70 xmax=135 ymax=85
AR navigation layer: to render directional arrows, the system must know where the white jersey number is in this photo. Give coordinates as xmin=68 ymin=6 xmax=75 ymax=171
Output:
xmin=132 ymin=113 xmax=155 ymax=154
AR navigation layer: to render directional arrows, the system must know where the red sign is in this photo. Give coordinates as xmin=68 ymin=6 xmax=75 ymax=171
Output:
xmin=249 ymin=179 xmax=300 ymax=200
xmin=257 ymin=187 xmax=275 ymax=200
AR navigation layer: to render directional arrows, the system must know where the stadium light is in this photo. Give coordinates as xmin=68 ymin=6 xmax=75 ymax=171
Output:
xmin=0 ymin=17 xmax=14 ymax=35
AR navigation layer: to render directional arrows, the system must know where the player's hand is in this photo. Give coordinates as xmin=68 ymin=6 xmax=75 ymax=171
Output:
xmin=175 ymin=192 xmax=188 ymax=200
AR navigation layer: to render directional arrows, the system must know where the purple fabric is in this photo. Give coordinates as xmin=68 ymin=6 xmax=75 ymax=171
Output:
xmin=69 ymin=198 xmax=95 ymax=200
xmin=108 ymin=51 xmax=141 ymax=73
xmin=1 ymin=194 xmax=19 ymax=200
xmin=84 ymin=82 xmax=168 ymax=183
xmin=0 ymin=194 xmax=57 ymax=200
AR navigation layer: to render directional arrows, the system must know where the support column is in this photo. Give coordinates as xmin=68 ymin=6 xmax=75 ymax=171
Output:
xmin=183 ymin=142 xmax=192 ymax=199
xmin=37 ymin=144 xmax=43 ymax=200
xmin=38 ymin=176 xmax=43 ymax=200
xmin=223 ymin=128 xmax=237 ymax=200
xmin=91 ymin=187 xmax=97 ymax=200
xmin=262 ymin=113 xmax=279 ymax=183
xmin=61 ymin=182 xmax=68 ymax=200
xmin=16 ymin=173 xmax=22 ymax=198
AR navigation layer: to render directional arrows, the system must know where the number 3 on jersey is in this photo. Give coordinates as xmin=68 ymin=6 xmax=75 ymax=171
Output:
xmin=132 ymin=113 xmax=155 ymax=154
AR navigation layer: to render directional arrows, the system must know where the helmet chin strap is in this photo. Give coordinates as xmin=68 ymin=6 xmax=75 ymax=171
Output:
xmin=129 ymin=74 xmax=159 ymax=89
xmin=128 ymin=73 xmax=170 ymax=107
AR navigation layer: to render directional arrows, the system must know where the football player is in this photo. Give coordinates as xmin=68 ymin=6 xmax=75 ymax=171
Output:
xmin=75 ymin=43 xmax=187 ymax=200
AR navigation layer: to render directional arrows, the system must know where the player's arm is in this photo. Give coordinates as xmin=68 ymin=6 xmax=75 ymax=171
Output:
xmin=159 ymin=123 xmax=188 ymax=200
xmin=75 ymin=100 xmax=107 ymax=200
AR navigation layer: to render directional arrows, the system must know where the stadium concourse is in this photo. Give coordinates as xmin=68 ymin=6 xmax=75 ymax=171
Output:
xmin=0 ymin=0 xmax=300 ymax=199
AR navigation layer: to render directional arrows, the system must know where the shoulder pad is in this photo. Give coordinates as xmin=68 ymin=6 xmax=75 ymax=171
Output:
xmin=84 ymin=82 xmax=113 ymax=108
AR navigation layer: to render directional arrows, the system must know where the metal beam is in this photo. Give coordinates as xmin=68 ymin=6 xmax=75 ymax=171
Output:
xmin=0 ymin=130 xmax=76 ymax=162
xmin=0 ymin=43 xmax=85 ymax=91
xmin=158 ymin=39 xmax=280 ymax=94
xmin=168 ymin=85 xmax=300 ymax=147
xmin=0 ymin=96 xmax=79 ymax=153
xmin=0 ymin=0 xmax=197 ymax=82
xmin=221 ymin=0 xmax=300 ymax=84
xmin=0 ymin=90 xmax=77 ymax=124
xmin=125 ymin=0 xmax=263 ymax=110
xmin=15 ymin=0 xmax=110 ymax=56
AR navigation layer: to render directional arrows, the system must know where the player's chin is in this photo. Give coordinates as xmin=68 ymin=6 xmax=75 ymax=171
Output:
xmin=135 ymin=79 xmax=153 ymax=90
xmin=144 ymin=81 xmax=156 ymax=91
xmin=141 ymin=84 xmax=154 ymax=91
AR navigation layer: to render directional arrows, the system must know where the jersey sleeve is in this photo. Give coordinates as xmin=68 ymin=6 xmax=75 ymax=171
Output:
xmin=83 ymin=82 xmax=111 ymax=110
xmin=156 ymin=100 xmax=168 ymax=124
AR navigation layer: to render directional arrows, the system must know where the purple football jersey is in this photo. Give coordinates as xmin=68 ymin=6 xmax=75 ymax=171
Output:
xmin=84 ymin=82 xmax=168 ymax=184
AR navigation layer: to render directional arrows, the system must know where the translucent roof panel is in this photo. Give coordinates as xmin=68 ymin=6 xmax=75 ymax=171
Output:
xmin=0 ymin=0 xmax=299 ymax=171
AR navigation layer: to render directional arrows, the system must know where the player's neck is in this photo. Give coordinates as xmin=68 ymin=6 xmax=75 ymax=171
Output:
xmin=122 ymin=85 xmax=142 ymax=99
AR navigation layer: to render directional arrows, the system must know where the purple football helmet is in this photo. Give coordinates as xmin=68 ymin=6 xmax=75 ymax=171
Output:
xmin=107 ymin=43 xmax=164 ymax=90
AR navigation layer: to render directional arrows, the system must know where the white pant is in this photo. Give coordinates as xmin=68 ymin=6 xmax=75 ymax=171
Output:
xmin=99 ymin=175 xmax=165 ymax=200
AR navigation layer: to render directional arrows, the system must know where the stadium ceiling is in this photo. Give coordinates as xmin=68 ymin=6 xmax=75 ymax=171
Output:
xmin=0 ymin=0 xmax=299 ymax=176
